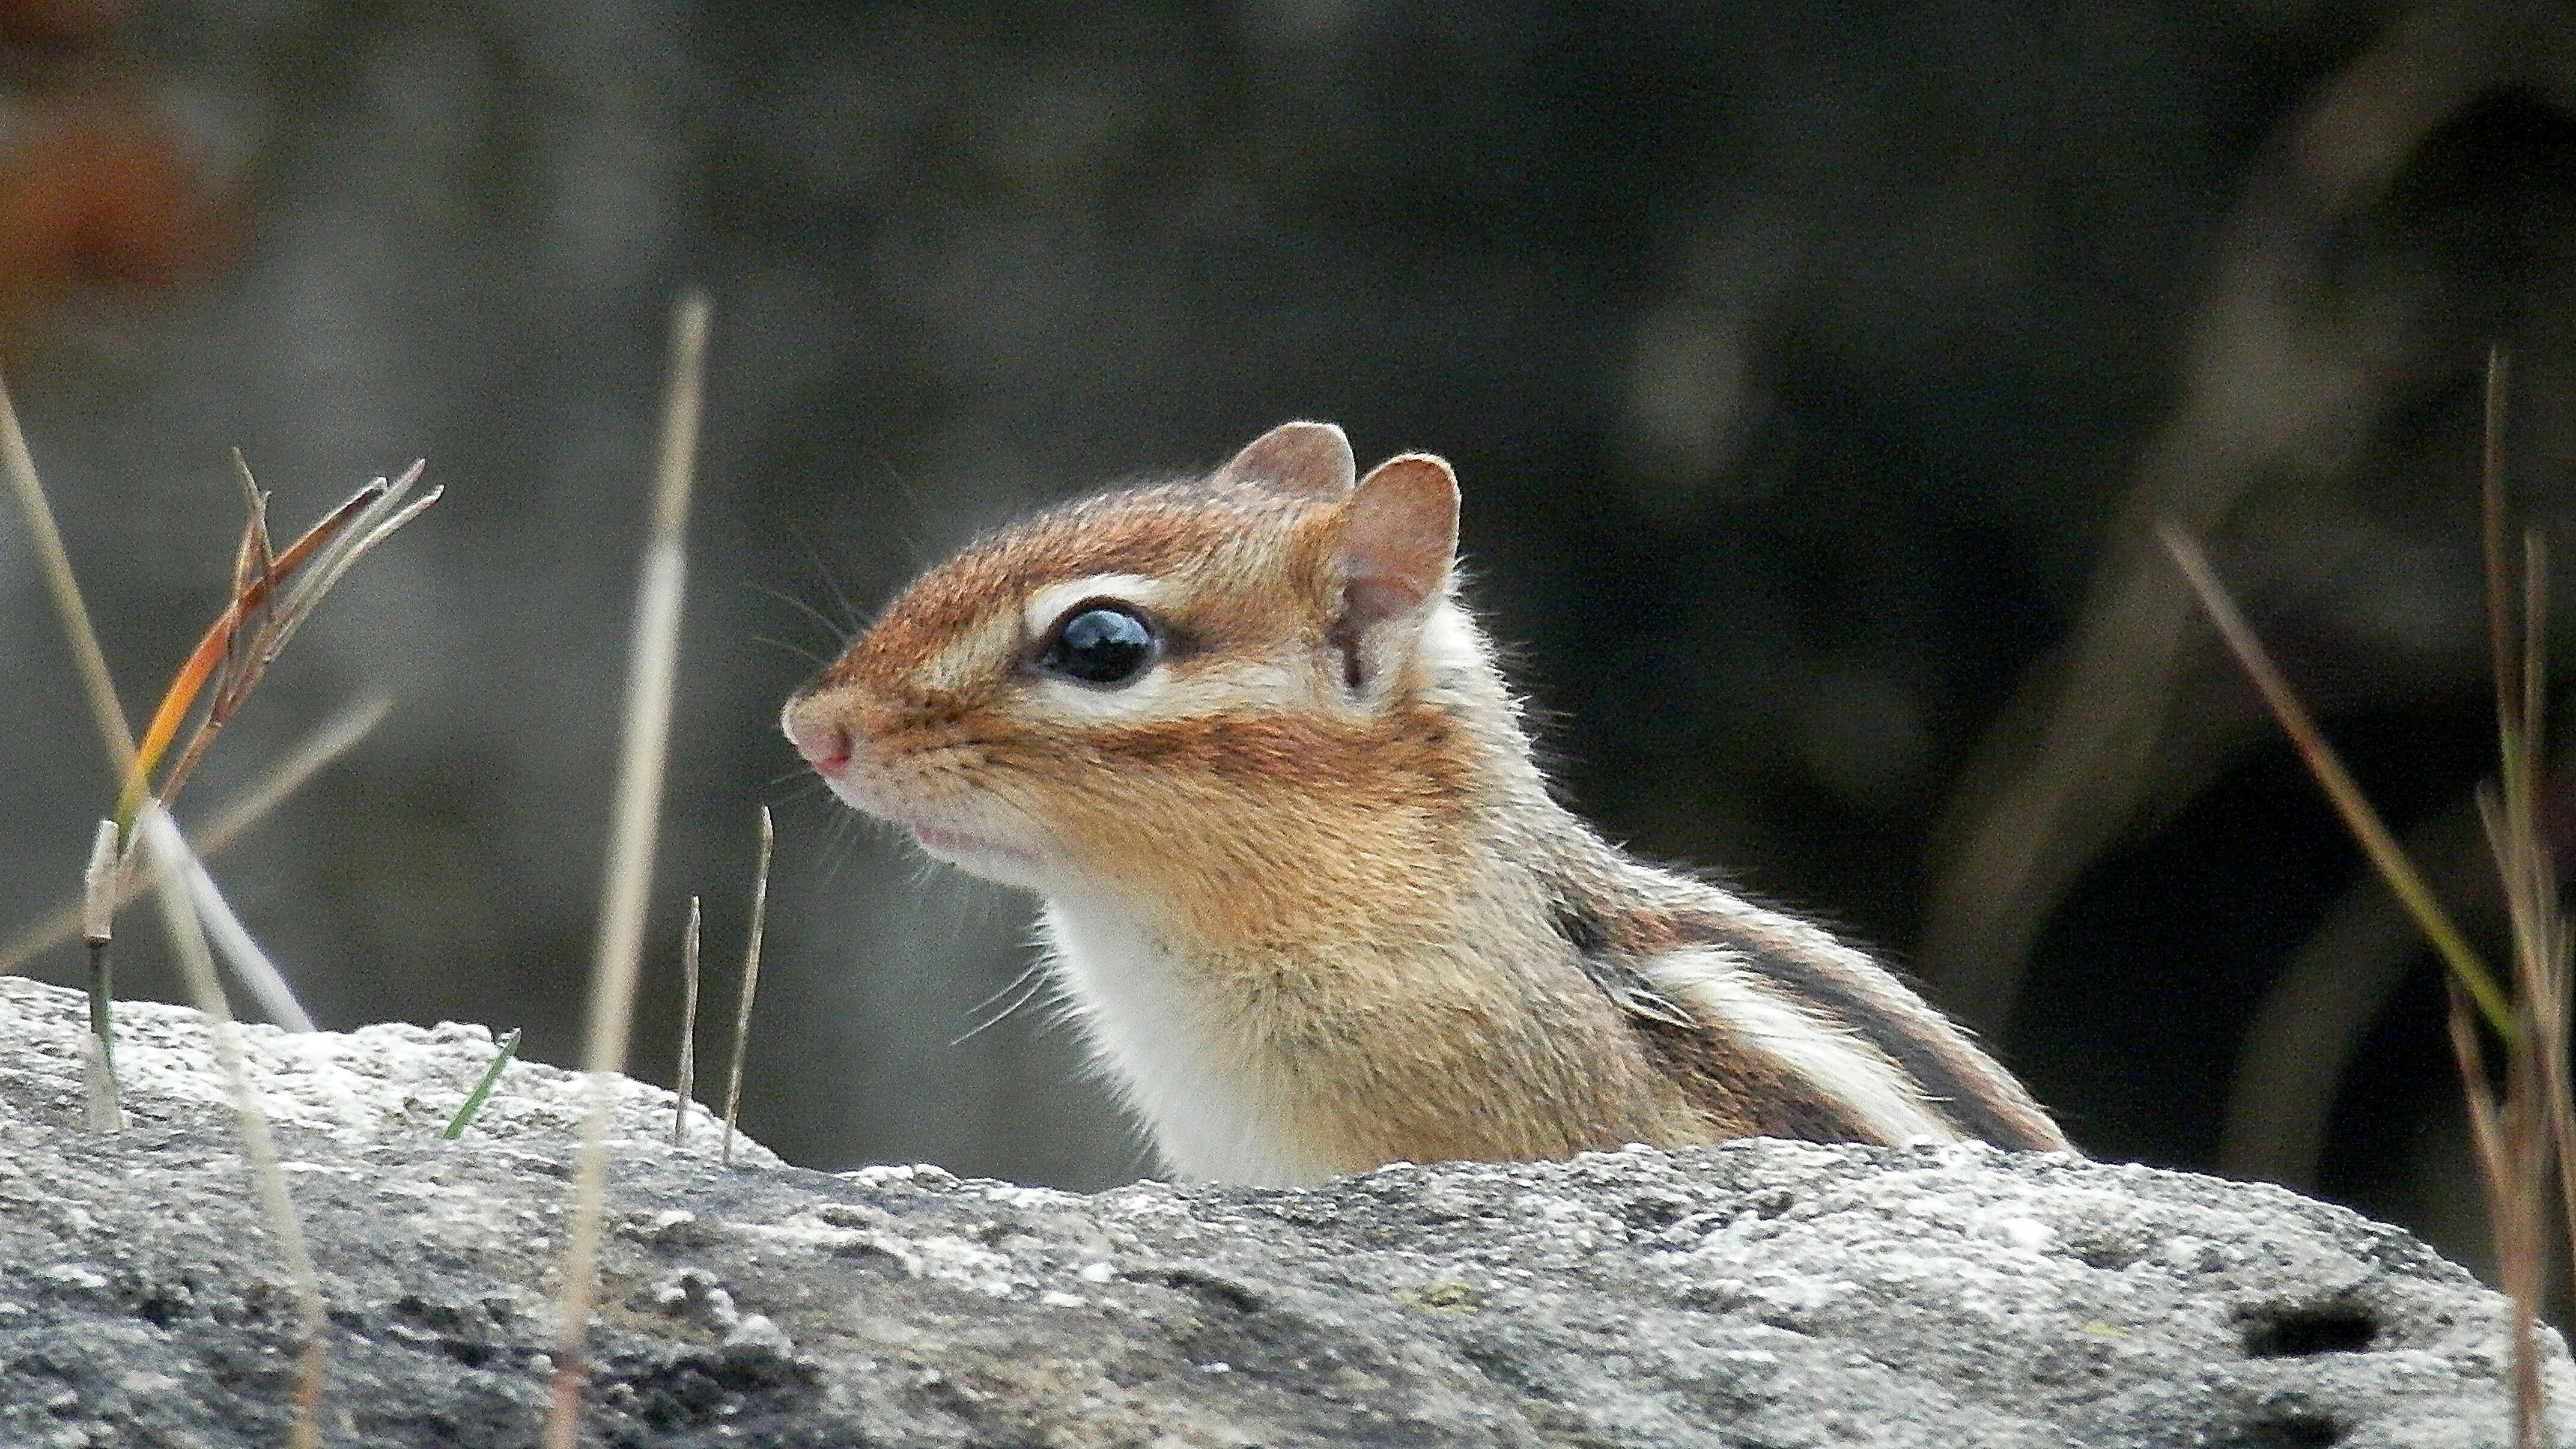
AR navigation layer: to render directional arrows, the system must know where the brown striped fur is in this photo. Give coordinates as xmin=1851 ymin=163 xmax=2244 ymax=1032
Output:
xmin=785 ymin=422 xmax=2070 ymax=1184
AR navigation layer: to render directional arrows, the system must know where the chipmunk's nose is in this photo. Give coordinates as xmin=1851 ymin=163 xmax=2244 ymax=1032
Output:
xmin=782 ymin=696 xmax=852 ymax=777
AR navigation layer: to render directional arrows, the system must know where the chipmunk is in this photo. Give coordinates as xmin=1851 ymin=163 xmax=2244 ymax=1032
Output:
xmin=783 ymin=422 xmax=2070 ymax=1185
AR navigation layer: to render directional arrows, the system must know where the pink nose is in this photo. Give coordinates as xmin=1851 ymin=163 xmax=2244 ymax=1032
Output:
xmin=783 ymin=698 xmax=852 ymax=777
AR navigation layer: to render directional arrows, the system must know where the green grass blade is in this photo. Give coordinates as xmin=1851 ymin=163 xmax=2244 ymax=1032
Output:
xmin=440 ymin=1028 xmax=522 ymax=1140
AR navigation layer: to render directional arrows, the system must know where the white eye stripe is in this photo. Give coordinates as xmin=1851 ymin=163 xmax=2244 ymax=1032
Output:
xmin=917 ymin=574 xmax=1173 ymax=693
xmin=1026 ymin=655 xmax=1316 ymax=724
xmin=929 ymin=569 xmax=1329 ymax=723
xmin=1024 ymin=574 xmax=1168 ymax=642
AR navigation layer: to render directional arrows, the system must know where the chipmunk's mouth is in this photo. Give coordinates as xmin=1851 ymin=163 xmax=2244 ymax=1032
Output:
xmin=808 ymin=760 xmax=1051 ymax=889
xmin=907 ymin=820 xmax=1039 ymax=874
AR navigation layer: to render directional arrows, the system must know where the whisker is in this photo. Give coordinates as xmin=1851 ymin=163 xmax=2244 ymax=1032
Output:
xmin=750 ymin=633 xmax=824 ymax=667
xmin=1033 ymin=988 xmax=1095 ymax=1042
xmin=962 ymin=957 xmax=1045 ymax=1019
xmin=949 ymin=964 xmax=1051 ymax=1047
xmin=750 ymin=580 xmax=850 ymax=647
xmin=905 ymin=852 xmax=949 ymax=892
xmin=798 ymin=536 xmax=870 ymax=634
xmin=771 ymin=794 xmax=871 ymax=882
xmin=872 ymin=460 xmax=937 ymax=573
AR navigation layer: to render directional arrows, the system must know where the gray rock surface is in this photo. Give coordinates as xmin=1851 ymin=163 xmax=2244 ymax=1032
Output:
xmin=0 ymin=975 xmax=2563 ymax=1448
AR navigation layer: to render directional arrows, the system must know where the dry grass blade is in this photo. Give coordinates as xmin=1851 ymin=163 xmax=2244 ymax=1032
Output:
xmin=2160 ymin=523 xmax=2516 ymax=1038
xmin=2451 ymin=891 xmax=2548 ymax=1449
xmin=136 ymin=803 xmax=328 ymax=1447
xmin=2545 ymin=919 xmax=2576 ymax=1364
xmin=2448 ymin=979 xmax=2514 ymax=1231
xmin=722 ymin=806 xmax=774 ymax=1167
xmin=1 ymin=367 xmax=141 ymax=1123
xmin=672 ymin=896 xmax=701 ymax=1149
xmin=2442 ymin=974 xmax=2539 ymax=1449
xmin=2471 ymin=350 xmax=2565 ymax=1449
xmin=226 ymin=450 xmax=277 ymax=685
xmin=117 ymin=460 xmax=437 ymax=833
xmin=261 ymin=465 xmax=440 ymax=665
xmin=117 ymin=476 xmax=383 ymax=828
xmin=2498 ymin=535 xmax=2576 ymax=1291
xmin=0 ymin=698 xmax=390 ymax=976
xmin=544 ymin=290 xmax=710 ymax=1449
xmin=0 ymin=368 xmax=136 ymax=776
xmin=169 ymin=824 xmax=316 ymax=1031
xmin=2484 ymin=345 xmax=2515 ymax=735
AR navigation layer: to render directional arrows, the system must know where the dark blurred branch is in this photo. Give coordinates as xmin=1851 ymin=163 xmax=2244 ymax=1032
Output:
xmin=1921 ymin=0 xmax=2576 ymax=1032
xmin=2218 ymin=799 xmax=2499 ymax=1188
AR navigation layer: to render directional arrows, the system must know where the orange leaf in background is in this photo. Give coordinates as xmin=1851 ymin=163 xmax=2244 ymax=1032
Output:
xmin=0 ymin=0 xmax=124 ymax=48
xmin=60 ymin=120 xmax=195 ymax=281
xmin=0 ymin=90 xmax=238 ymax=339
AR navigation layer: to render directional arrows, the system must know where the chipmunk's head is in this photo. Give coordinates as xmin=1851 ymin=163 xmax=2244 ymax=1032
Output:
xmin=782 ymin=422 xmax=1490 ymax=929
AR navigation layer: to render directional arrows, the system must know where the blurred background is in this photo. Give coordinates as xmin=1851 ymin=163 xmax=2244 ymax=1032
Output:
xmin=1 ymin=0 xmax=2571 ymax=1280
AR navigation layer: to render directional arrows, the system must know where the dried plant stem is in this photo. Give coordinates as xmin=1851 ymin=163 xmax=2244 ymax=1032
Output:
xmin=721 ymin=806 xmax=774 ymax=1167
xmin=672 ymin=898 xmax=701 ymax=1149
xmin=2160 ymin=524 xmax=2516 ymax=1039
xmin=2483 ymin=345 xmax=2517 ymax=729
xmin=118 ymin=461 xmax=436 ymax=834
xmin=544 ymin=290 xmax=710 ymax=1449
xmin=172 ymin=829 xmax=315 ymax=1031
xmin=79 ymin=819 xmax=121 ymax=1131
xmin=2465 ymin=950 xmax=2550 ymax=1449
xmin=2441 ymin=978 xmax=2533 ymax=1447
xmin=137 ymin=803 xmax=327 ymax=1448
xmin=2467 ymin=347 xmax=2566 ymax=1449
xmin=2184 ymin=351 xmax=2570 ymax=1448
xmin=2511 ymin=539 xmax=2576 ymax=1290
xmin=2480 ymin=358 xmax=2565 ymax=1448
xmin=0 ymin=368 xmax=136 ymax=776
xmin=0 ymin=698 xmax=389 ymax=976
xmin=2 ymin=368 xmax=140 ymax=1119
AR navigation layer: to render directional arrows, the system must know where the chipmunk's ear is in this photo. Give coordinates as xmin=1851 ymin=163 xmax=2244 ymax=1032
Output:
xmin=1210 ymin=421 xmax=1355 ymax=500
xmin=1329 ymin=453 xmax=1459 ymax=690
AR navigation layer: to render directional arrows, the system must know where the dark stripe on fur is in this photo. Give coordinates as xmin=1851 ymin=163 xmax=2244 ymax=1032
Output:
xmin=1555 ymin=893 xmax=1883 ymax=1141
xmin=1704 ymin=925 xmax=2058 ymax=1150
xmin=1630 ymin=1014 xmax=1879 ymax=1143
xmin=1552 ymin=898 xmax=1696 ymax=1029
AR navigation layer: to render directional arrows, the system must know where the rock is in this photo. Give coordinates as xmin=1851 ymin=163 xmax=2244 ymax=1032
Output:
xmin=0 ymin=979 xmax=779 ymax=1167
xmin=0 ymin=976 xmax=2562 ymax=1448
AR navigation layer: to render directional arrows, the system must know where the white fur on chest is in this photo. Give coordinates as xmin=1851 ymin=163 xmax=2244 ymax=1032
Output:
xmin=1039 ymin=898 xmax=1326 ymax=1186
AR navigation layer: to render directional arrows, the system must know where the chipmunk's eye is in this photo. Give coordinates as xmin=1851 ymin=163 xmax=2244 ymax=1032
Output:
xmin=1039 ymin=603 xmax=1156 ymax=686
